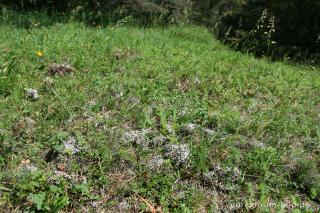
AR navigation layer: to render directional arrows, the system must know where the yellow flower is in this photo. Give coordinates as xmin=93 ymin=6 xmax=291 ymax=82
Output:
xmin=37 ymin=51 xmax=43 ymax=57
xmin=34 ymin=23 xmax=38 ymax=27
xmin=93 ymin=22 xmax=96 ymax=25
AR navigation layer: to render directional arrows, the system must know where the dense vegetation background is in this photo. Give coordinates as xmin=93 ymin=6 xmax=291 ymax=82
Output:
xmin=1 ymin=0 xmax=320 ymax=64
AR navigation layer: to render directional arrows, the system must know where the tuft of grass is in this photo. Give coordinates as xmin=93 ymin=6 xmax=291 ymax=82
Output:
xmin=0 ymin=10 xmax=320 ymax=212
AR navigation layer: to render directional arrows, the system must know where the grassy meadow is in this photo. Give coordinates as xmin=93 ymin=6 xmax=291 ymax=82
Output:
xmin=0 ymin=13 xmax=320 ymax=212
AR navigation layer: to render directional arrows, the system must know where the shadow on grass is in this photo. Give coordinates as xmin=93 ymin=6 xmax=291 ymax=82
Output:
xmin=0 ymin=7 xmax=164 ymax=29
xmin=0 ymin=8 xmax=70 ymax=28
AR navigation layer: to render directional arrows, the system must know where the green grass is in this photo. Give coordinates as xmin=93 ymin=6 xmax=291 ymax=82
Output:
xmin=0 ymin=12 xmax=320 ymax=212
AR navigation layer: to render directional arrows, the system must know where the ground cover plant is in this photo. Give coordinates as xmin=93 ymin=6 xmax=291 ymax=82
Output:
xmin=0 ymin=11 xmax=320 ymax=212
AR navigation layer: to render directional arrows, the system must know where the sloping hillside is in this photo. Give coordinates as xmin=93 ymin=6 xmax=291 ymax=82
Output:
xmin=1 ymin=22 xmax=320 ymax=212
